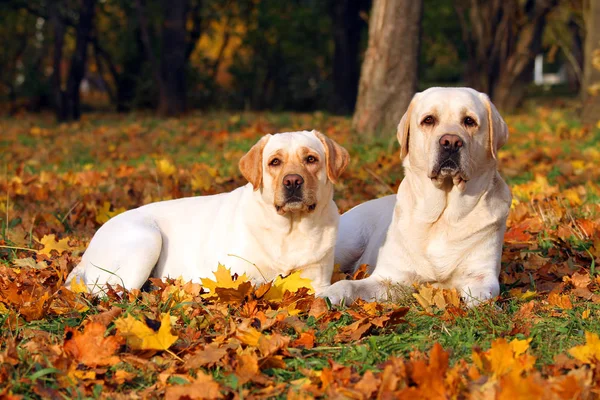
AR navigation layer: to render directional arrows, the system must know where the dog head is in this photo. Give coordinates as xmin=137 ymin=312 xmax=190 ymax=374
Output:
xmin=397 ymin=87 xmax=508 ymax=190
xmin=239 ymin=130 xmax=349 ymax=215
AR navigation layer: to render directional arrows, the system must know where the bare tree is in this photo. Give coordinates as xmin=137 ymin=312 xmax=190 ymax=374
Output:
xmin=329 ymin=0 xmax=369 ymax=115
xmin=454 ymin=0 xmax=558 ymax=112
xmin=581 ymin=0 xmax=600 ymax=124
xmin=352 ymin=0 xmax=423 ymax=135
xmin=135 ymin=0 xmax=189 ymax=117
xmin=46 ymin=0 xmax=97 ymax=121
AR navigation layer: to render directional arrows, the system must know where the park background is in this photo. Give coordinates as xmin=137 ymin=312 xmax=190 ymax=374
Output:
xmin=1 ymin=0 xmax=600 ymax=399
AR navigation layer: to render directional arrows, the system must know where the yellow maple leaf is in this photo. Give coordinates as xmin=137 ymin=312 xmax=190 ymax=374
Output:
xmin=475 ymin=337 xmax=534 ymax=379
xmin=156 ymin=159 xmax=176 ymax=177
xmin=508 ymin=288 xmax=537 ymax=301
xmin=37 ymin=234 xmax=72 ymax=256
xmin=509 ymin=338 xmax=531 ymax=357
xmin=69 ymin=276 xmax=89 ymax=294
xmin=114 ymin=313 xmax=178 ymax=351
xmin=200 ymin=264 xmax=249 ymax=297
xmin=412 ymin=284 xmax=460 ymax=312
xmin=95 ymin=202 xmax=126 ymax=225
xmin=236 ymin=325 xmax=262 ymax=346
xmin=568 ymin=332 xmax=600 ymax=364
xmin=262 ymin=271 xmax=314 ymax=302
xmin=562 ymin=188 xmax=582 ymax=206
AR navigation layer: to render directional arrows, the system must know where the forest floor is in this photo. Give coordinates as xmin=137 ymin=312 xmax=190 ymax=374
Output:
xmin=1 ymin=105 xmax=600 ymax=398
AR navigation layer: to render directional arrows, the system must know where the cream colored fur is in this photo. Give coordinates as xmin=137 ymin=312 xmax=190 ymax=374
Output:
xmin=66 ymin=130 xmax=348 ymax=295
xmin=322 ymin=87 xmax=511 ymax=306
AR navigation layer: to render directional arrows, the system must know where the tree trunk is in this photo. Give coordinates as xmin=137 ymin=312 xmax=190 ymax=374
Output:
xmin=455 ymin=0 xmax=557 ymax=112
xmin=352 ymin=0 xmax=423 ymax=135
xmin=63 ymin=0 xmax=97 ymax=121
xmin=330 ymin=0 xmax=369 ymax=115
xmin=158 ymin=0 xmax=188 ymax=116
xmin=582 ymin=0 xmax=600 ymax=124
xmin=565 ymin=17 xmax=584 ymax=92
xmin=48 ymin=0 xmax=67 ymax=121
xmin=135 ymin=0 xmax=188 ymax=117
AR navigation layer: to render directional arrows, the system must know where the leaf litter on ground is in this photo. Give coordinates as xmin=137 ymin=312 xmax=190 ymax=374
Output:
xmin=1 ymin=107 xmax=600 ymax=398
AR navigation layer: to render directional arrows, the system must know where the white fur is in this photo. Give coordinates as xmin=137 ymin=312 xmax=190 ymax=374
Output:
xmin=323 ymin=87 xmax=512 ymax=306
xmin=66 ymin=131 xmax=340 ymax=295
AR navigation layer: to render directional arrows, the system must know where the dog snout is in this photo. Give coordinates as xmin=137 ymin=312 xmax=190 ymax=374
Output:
xmin=283 ymin=174 xmax=304 ymax=194
xmin=439 ymin=134 xmax=463 ymax=153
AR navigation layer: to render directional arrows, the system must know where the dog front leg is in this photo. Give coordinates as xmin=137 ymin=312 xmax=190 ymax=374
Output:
xmin=299 ymin=256 xmax=335 ymax=295
xmin=455 ymin=271 xmax=500 ymax=307
xmin=319 ymin=275 xmax=391 ymax=305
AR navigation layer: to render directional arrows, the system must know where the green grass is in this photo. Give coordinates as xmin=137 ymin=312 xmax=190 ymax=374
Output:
xmin=1 ymin=107 xmax=600 ymax=397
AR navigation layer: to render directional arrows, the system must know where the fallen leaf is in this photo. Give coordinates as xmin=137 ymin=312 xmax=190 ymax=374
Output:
xmin=156 ymin=159 xmax=176 ymax=177
xmin=165 ymin=371 xmax=222 ymax=399
xmin=63 ymin=322 xmax=121 ymax=367
xmin=114 ymin=313 xmax=178 ymax=351
xmin=95 ymin=201 xmax=126 ymax=225
xmin=262 ymin=271 xmax=314 ymax=302
xmin=68 ymin=276 xmax=88 ymax=294
xmin=548 ymin=293 xmax=573 ymax=310
xmin=200 ymin=264 xmax=249 ymax=297
xmin=568 ymin=332 xmax=600 ymax=364
xmin=37 ymin=234 xmax=71 ymax=256
xmin=185 ymin=343 xmax=227 ymax=369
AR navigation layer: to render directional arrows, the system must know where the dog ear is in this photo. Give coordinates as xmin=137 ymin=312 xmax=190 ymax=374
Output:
xmin=313 ymin=130 xmax=349 ymax=184
xmin=397 ymin=93 xmax=418 ymax=160
xmin=479 ymin=92 xmax=508 ymax=160
xmin=239 ymin=134 xmax=270 ymax=190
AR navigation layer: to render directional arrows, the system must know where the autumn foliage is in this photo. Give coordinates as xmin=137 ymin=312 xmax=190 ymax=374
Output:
xmin=1 ymin=107 xmax=600 ymax=398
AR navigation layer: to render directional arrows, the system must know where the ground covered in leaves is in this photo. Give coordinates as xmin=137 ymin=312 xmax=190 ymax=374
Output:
xmin=1 ymin=105 xmax=600 ymax=398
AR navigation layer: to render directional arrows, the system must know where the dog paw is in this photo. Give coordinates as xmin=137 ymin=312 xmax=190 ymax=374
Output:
xmin=318 ymin=280 xmax=357 ymax=306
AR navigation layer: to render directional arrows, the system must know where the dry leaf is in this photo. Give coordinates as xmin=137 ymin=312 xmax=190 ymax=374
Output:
xmin=114 ymin=313 xmax=178 ymax=351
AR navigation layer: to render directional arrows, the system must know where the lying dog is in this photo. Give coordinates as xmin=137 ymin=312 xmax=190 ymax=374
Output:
xmin=322 ymin=87 xmax=511 ymax=305
xmin=66 ymin=130 xmax=349 ymax=295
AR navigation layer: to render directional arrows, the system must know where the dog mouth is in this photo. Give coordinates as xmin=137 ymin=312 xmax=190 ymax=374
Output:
xmin=430 ymin=157 xmax=468 ymax=189
xmin=275 ymin=199 xmax=317 ymax=215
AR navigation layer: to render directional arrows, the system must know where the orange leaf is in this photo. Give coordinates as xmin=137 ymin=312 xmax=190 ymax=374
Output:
xmin=63 ymin=322 xmax=121 ymax=367
xmin=548 ymin=293 xmax=573 ymax=310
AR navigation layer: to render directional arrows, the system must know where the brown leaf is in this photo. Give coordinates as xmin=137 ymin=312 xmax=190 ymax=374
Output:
xmin=165 ymin=372 xmax=222 ymax=399
xmin=308 ymin=297 xmax=328 ymax=319
xmin=184 ymin=343 xmax=227 ymax=369
xmin=258 ymin=333 xmax=290 ymax=357
xmin=354 ymin=370 xmax=380 ymax=398
xmin=254 ymin=281 xmax=272 ymax=298
xmin=334 ymin=319 xmax=372 ymax=342
xmin=568 ymin=272 xmax=592 ymax=289
xmin=89 ymin=306 xmax=123 ymax=326
xmin=214 ymin=281 xmax=253 ymax=304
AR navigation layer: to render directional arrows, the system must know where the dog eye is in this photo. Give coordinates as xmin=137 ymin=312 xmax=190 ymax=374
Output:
xmin=463 ymin=117 xmax=477 ymax=127
xmin=306 ymin=155 xmax=317 ymax=164
xmin=422 ymin=115 xmax=435 ymax=125
xmin=269 ymin=158 xmax=281 ymax=166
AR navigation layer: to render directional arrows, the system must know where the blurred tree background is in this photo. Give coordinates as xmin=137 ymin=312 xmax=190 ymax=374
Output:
xmin=0 ymin=0 xmax=595 ymax=131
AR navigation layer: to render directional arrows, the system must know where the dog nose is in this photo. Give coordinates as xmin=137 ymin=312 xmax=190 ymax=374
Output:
xmin=283 ymin=174 xmax=304 ymax=190
xmin=439 ymin=134 xmax=464 ymax=152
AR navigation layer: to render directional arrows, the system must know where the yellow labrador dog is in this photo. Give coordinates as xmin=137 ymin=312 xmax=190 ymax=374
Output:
xmin=66 ymin=130 xmax=349 ymax=295
xmin=322 ymin=87 xmax=511 ymax=306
